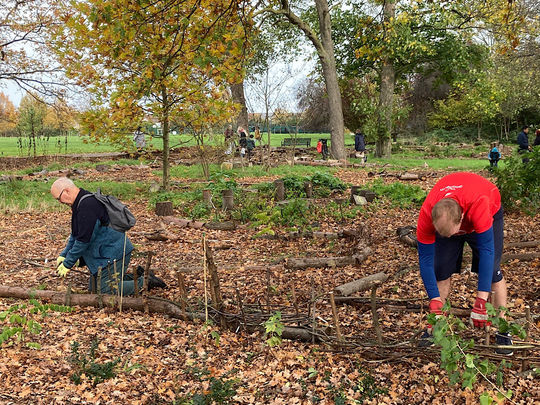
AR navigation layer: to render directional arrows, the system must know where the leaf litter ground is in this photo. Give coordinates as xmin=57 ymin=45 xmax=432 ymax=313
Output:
xmin=0 ymin=162 xmax=538 ymax=404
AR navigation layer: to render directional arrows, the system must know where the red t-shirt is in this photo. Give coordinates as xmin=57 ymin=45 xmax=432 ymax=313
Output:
xmin=417 ymin=172 xmax=501 ymax=244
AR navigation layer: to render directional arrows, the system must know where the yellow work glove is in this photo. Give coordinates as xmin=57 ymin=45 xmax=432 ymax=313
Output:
xmin=57 ymin=263 xmax=70 ymax=277
xmin=57 ymin=256 xmax=79 ymax=267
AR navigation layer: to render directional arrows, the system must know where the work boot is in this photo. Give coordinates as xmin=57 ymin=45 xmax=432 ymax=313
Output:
xmin=136 ymin=266 xmax=168 ymax=290
xmin=418 ymin=329 xmax=434 ymax=347
xmin=495 ymin=332 xmax=513 ymax=356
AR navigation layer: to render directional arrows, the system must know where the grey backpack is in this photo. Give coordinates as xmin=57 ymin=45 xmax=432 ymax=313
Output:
xmin=78 ymin=189 xmax=136 ymax=233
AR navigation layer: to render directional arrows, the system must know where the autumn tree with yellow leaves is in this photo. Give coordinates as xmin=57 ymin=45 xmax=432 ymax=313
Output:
xmin=53 ymin=0 xmax=252 ymax=189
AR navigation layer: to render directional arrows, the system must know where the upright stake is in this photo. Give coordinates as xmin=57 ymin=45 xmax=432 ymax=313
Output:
xmin=266 ymin=268 xmax=271 ymax=311
xmin=522 ymin=306 xmax=531 ymax=371
xmin=329 ymin=292 xmax=343 ymax=342
xmin=235 ymin=284 xmax=247 ymax=331
xmin=202 ymin=234 xmax=208 ymax=323
xmin=177 ymin=272 xmax=187 ymax=320
xmin=311 ymin=278 xmax=317 ymax=344
xmin=370 ymin=284 xmax=383 ymax=344
xmin=97 ymin=267 xmax=103 ymax=309
xmin=133 ymin=265 xmax=139 ymax=297
xmin=291 ymin=287 xmax=300 ymax=325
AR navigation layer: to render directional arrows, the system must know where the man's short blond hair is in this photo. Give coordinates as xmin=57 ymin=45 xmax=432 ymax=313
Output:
xmin=432 ymin=198 xmax=462 ymax=235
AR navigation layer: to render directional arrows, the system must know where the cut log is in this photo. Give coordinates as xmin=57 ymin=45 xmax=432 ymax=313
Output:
xmin=202 ymin=189 xmax=212 ymax=206
xmin=333 ymin=271 xmax=389 ymax=297
xmin=502 ymin=252 xmax=540 ymax=262
xmin=274 ymin=179 xmax=285 ymax=201
xmin=144 ymin=231 xmax=180 ymax=242
xmin=155 ymin=201 xmax=173 ymax=216
xmin=399 ymin=172 xmax=419 ymax=180
xmin=222 ymin=189 xmax=234 ymax=210
xmin=396 ymin=225 xmax=417 ymax=247
xmin=161 ymin=216 xmax=190 ymax=228
xmin=204 ymin=221 xmax=237 ymax=231
xmin=0 ymin=286 xmax=319 ymax=342
xmin=304 ymin=181 xmax=313 ymax=198
xmin=505 ymin=240 xmax=540 ymax=249
xmin=285 ymin=247 xmax=371 ymax=270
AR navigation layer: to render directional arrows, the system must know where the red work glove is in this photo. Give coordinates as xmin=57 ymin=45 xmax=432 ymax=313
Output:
xmin=429 ymin=299 xmax=444 ymax=315
xmin=470 ymin=297 xmax=489 ymax=328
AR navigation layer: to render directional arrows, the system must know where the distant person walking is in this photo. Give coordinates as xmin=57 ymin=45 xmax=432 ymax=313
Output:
xmin=354 ymin=129 xmax=366 ymax=163
xmin=133 ymin=126 xmax=146 ymax=152
xmin=517 ymin=125 xmax=531 ymax=163
xmin=488 ymin=143 xmax=501 ymax=167
xmin=246 ymin=134 xmax=256 ymax=160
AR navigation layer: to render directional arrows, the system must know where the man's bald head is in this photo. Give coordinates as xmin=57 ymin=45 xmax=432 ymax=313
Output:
xmin=431 ymin=198 xmax=463 ymax=237
xmin=51 ymin=177 xmax=79 ymax=205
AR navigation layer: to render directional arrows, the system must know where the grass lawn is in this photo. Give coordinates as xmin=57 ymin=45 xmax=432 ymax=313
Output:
xmin=0 ymin=132 xmax=354 ymax=157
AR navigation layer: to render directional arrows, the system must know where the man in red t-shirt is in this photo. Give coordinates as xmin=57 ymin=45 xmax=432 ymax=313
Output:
xmin=416 ymin=172 xmax=512 ymax=354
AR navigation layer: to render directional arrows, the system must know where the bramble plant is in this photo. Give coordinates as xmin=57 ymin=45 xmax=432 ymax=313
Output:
xmin=0 ymin=298 xmax=72 ymax=349
xmin=264 ymin=311 xmax=284 ymax=347
xmin=428 ymin=302 xmax=524 ymax=402
xmin=495 ymin=147 xmax=539 ymax=215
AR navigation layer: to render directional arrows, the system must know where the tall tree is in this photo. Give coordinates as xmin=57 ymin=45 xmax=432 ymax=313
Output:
xmin=1 ymin=0 xmax=64 ymax=97
xmin=54 ymin=0 xmax=251 ymax=189
xmin=261 ymin=0 xmax=346 ymax=159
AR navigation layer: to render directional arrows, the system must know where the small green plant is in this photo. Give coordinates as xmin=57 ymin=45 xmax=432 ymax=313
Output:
xmin=428 ymin=302 xmax=518 ymax=402
xmin=0 ymin=299 xmax=72 ymax=348
xmin=264 ymin=311 xmax=284 ymax=347
xmin=177 ymin=367 xmax=240 ymax=404
xmin=68 ymin=339 xmax=120 ymax=386
xmin=495 ymin=148 xmax=539 ymax=215
xmin=367 ymin=179 xmax=426 ymax=208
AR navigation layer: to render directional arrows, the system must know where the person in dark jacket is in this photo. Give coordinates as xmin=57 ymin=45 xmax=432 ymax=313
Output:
xmin=534 ymin=129 xmax=540 ymax=147
xmin=354 ymin=129 xmax=366 ymax=162
xmin=517 ymin=126 xmax=531 ymax=163
xmin=51 ymin=177 xmax=164 ymax=295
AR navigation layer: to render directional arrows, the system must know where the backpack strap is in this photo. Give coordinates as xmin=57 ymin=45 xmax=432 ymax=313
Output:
xmin=77 ymin=193 xmax=94 ymax=209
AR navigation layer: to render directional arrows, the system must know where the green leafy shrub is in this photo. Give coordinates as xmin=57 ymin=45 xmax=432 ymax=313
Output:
xmin=495 ymin=148 xmax=540 ymax=215
xmin=0 ymin=299 xmax=72 ymax=348
xmin=428 ymin=302 xmax=522 ymax=402
xmin=68 ymin=339 xmax=120 ymax=386
xmin=367 ymin=179 xmax=426 ymax=207
xmin=264 ymin=311 xmax=284 ymax=347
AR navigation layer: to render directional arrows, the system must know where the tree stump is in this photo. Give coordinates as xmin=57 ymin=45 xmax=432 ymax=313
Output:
xmin=274 ymin=179 xmax=285 ymax=201
xmin=304 ymin=181 xmax=313 ymax=198
xmin=222 ymin=189 xmax=234 ymax=211
xmin=155 ymin=201 xmax=173 ymax=216
xmin=202 ymin=189 xmax=212 ymax=207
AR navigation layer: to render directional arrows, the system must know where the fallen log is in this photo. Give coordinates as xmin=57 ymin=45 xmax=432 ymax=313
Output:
xmin=502 ymin=252 xmax=540 ymax=262
xmin=285 ymin=247 xmax=371 ymax=270
xmin=205 ymin=221 xmax=237 ymax=231
xmin=0 ymin=286 xmax=317 ymax=342
xmin=334 ymin=271 xmax=388 ymax=297
xmin=505 ymin=240 xmax=540 ymax=249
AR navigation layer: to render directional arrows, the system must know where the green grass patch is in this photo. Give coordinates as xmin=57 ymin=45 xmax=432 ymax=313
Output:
xmin=365 ymin=156 xmax=494 ymax=171
xmin=0 ymin=133 xmax=343 ymax=157
xmin=168 ymin=162 xmax=337 ymax=181
xmin=366 ymin=178 xmax=427 ymax=208
xmin=0 ymin=179 xmax=146 ymax=213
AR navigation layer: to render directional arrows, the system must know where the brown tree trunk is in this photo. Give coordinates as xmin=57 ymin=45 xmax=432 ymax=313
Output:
xmin=230 ymin=81 xmax=249 ymax=130
xmin=315 ymin=0 xmax=345 ymax=160
xmin=285 ymin=247 xmax=371 ymax=270
xmin=161 ymin=86 xmax=171 ymax=190
xmin=376 ymin=1 xmax=396 ymax=158
xmin=271 ymin=0 xmax=345 ymax=160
